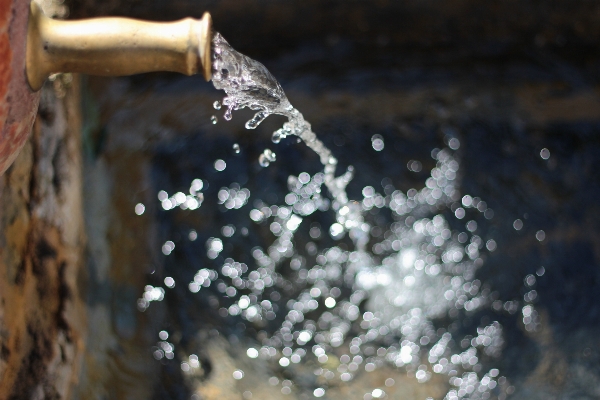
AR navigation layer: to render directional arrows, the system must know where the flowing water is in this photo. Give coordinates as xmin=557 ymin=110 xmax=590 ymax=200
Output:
xmin=212 ymin=33 xmax=355 ymax=222
xmin=139 ymin=33 xmax=542 ymax=399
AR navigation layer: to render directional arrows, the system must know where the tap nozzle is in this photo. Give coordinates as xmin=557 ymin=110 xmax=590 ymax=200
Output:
xmin=26 ymin=2 xmax=212 ymax=91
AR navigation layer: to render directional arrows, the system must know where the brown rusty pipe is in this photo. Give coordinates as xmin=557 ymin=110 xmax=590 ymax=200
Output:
xmin=26 ymin=2 xmax=213 ymax=91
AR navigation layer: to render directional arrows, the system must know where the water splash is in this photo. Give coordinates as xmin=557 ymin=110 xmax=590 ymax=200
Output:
xmin=145 ymin=32 xmax=521 ymax=400
xmin=212 ymin=32 xmax=361 ymax=246
xmin=259 ymin=149 xmax=276 ymax=167
xmin=212 ymin=33 xmax=287 ymax=127
xmin=210 ymin=32 xmax=516 ymax=399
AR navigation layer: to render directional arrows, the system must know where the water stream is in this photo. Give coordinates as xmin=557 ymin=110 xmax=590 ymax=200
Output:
xmin=212 ymin=32 xmax=358 ymax=236
xmin=211 ymin=32 xmax=514 ymax=400
xmin=140 ymin=33 xmax=536 ymax=400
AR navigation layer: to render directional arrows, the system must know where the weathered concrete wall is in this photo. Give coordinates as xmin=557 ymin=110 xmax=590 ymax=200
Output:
xmin=0 ymin=76 xmax=86 ymax=399
xmin=0 ymin=77 xmax=162 ymax=400
xmin=0 ymin=1 xmax=158 ymax=397
xmin=69 ymin=77 xmax=162 ymax=399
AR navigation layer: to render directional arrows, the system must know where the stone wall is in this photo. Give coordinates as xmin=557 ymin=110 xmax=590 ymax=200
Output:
xmin=0 ymin=77 xmax=85 ymax=399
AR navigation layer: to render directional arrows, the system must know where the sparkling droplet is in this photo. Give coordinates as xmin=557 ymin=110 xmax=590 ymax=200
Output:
xmin=448 ymin=137 xmax=460 ymax=150
xmin=272 ymin=131 xmax=282 ymax=144
xmin=371 ymin=134 xmax=385 ymax=151
xmin=134 ymin=203 xmax=145 ymax=215
xmin=258 ymin=149 xmax=276 ymax=167
xmin=233 ymin=143 xmax=241 ymax=154
xmin=258 ymin=154 xmax=270 ymax=167
xmin=263 ymin=148 xmax=276 ymax=162
xmin=245 ymin=111 xmax=268 ymax=130
xmin=540 ymin=148 xmax=550 ymax=160
xmin=224 ymin=107 xmax=233 ymax=121
xmin=213 ymin=101 xmax=222 ymax=110
xmin=211 ymin=115 xmax=218 ymax=124
xmin=214 ymin=159 xmax=226 ymax=171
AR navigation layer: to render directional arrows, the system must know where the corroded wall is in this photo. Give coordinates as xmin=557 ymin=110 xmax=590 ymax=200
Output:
xmin=70 ymin=77 xmax=161 ymax=399
xmin=0 ymin=78 xmax=85 ymax=399
xmin=0 ymin=76 xmax=162 ymax=400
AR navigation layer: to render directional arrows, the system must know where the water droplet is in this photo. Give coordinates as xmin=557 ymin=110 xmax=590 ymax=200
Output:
xmin=214 ymin=159 xmax=226 ymax=171
xmin=224 ymin=107 xmax=233 ymax=121
xmin=259 ymin=148 xmax=277 ymax=168
xmin=263 ymin=149 xmax=276 ymax=162
xmin=233 ymin=143 xmax=241 ymax=154
xmin=272 ymin=131 xmax=282 ymax=144
xmin=536 ymin=230 xmax=546 ymax=241
xmin=213 ymin=101 xmax=222 ymax=110
xmin=371 ymin=134 xmax=385 ymax=151
xmin=134 ymin=203 xmax=145 ymax=215
xmin=258 ymin=154 xmax=270 ymax=167
xmin=211 ymin=115 xmax=218 ymax=124
xmin=245 ymin=111 xmax=268 ymax=130
xmin=233 ymin=369 xmax=244 ymax=379
xmin=448 ymin=137 xmax=460 ymax=150
xmin=540 ymin=148 xmax=550 ymax=160
xmin=513 ymin=219 xmax=523 ymax=230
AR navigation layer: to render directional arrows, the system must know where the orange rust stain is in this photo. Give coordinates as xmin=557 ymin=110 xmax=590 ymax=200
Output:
xmin=0 ymin=33 xmax=10 ymax=86
xmin=0 ymin=0 xmax=11 ymax=23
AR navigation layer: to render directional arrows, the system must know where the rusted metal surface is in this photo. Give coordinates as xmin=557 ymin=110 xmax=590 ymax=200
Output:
xmin=0 ymin=0 xmax=41 ymax=176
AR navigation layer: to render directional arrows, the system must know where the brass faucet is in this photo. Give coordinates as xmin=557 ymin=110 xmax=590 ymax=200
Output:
xmin=26 ymin=2 xmax=212 ymax=91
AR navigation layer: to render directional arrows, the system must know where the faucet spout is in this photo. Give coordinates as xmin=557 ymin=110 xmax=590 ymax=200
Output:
xmin=26 ymin=2 xmax=212 ymax=91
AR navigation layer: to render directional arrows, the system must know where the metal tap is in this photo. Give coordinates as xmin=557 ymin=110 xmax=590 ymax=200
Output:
xmin=26 ymin=1 xmax=213 ymax=91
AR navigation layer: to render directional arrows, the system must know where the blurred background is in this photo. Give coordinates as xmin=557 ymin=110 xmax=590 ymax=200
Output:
xmin=1 ymin=0 xmax=599 ymax=399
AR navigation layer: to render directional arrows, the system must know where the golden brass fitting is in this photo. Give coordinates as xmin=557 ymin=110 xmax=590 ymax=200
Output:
xmin=26 ymin=2 xmax=212 ymax=91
